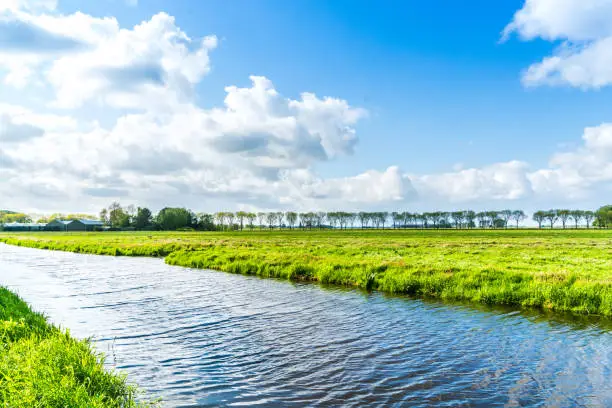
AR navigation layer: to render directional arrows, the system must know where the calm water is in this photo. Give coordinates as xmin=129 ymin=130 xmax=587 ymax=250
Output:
xmin=1 ymin=244 xmax=611 ymax=407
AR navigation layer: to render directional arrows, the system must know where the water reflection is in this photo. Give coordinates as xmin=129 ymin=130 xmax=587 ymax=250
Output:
xmin=1 ymin=244 xmax=611 ymax=407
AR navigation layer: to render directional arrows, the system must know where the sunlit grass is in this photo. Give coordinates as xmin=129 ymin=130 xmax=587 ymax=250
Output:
xmin=1 ymin=229 xmax=611 ymax=316
xmin=0 ymin=287 xmax=149 ymax=407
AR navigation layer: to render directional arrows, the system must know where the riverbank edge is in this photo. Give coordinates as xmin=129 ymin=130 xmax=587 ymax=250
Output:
xmin=1 ymin=236 xmax=611 ymax=318
xmin=0 ymin=286 xmax=148 ymax=407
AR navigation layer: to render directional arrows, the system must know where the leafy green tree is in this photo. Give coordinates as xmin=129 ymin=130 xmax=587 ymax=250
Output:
xmin=533 ymin=211 xmax=546 ymax=229
xmin=133 ymin=207 xmax=153 ymax=230
xmin=569 ymin=210 xmax=584 ymax=229
xmin=595 ymin=205 xmax=612 ymax=228
xmin=155 ymin=207 xmax=194 ymax=230
xmin=41 ymin=213 xmax=97 ymax=223
xmin=0 ymin=213 xmax=32 ymax=224
xmin=511 ymin=210 xmax=526 ymax=228
xmin=196 ymin=213 xmax=215 ymax=231
xmin=557 ymin=209 xmax=571 ymax=229
xmin=108 ymin=202 xmax=130 ymax=228
xmin=544 ymin=210 xmax=559 ymax=229
xmin=486 ymin=211 xmax=500 ymax=228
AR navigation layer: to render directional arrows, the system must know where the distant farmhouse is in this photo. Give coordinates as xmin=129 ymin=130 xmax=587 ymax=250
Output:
xmin=2 ymin=219 xmax=104 ymax=232
xmin=1 ymin=222 xmax=47 ymax=232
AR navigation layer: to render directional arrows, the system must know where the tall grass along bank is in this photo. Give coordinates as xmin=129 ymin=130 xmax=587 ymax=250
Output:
xmin=0 ymin=287 xmax=146 ymax=407
xmin=1 ymin=230 xmax=611 ymax=317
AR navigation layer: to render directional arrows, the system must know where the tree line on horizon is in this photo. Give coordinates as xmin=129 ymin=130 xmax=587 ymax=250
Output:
xmin=87 ymin=203 xmax=612 ymax=231
xmin=2 ymin=205 xmax=610 ymax=231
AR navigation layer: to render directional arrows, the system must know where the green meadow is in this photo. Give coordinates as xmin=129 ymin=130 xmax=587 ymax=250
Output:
xmin=1 ymin=229 xmax=612 ymax=316
xmin=0 ymin=287 xmax=147 ymax=407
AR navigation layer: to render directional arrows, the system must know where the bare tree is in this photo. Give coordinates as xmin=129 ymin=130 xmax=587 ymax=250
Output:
xmin=246 ymin=213 xmax=257 ymax=230
xmin=286 ymin=212 xmax=298 ymax=229
xmin=584 ymin=210 xmax=595 ymax=228
xmin=316 ymin=212 xmax=327 ymax=229
xmin=380 ymin=212 xmax=389 ymax=229
xmin=265 ymin=212 xmax=276 ymax=230
xmin=358 ymin=212 xmax=369 ymax=229
xmin=451 ymin=211 xmax=465 ymax=229
xmin=99 ymin=208 xmax=109 ymax=226
xmin=499 ymin=210 xmax=512 ymax=229
xmin=344 ymin=213 xmax=354 ymax=229
xmin=422 ymin=213 xmax=432 ymax=229
xmin=257 ymin=212 xmax=266 ymax=230
xmin=226 ymin=212 xmax=236 ymax=230
xmin=464 ymin=211 xmax=476 ymax=229
xmin=236 ymin=211 xmax=248 ymax=231
xmin=391 ymin=212 xmax=402 ymax=229
xmin=439 ymin=212 xmax=450 ymax=228
xmin=276 ymin=212 xmax=285 ymax=229
xmin=401 ymin=212 xmax=412 ymax=229
xmin=476 ymin=212 xmax=488 ymax=228
xmin=125 ymin=204 xmax=136 ymax=225
xmin=215 ymin=212 xmax=226 ymax=231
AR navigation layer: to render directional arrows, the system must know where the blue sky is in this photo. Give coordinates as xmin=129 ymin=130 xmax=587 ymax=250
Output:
xmin=1 ymin=0 xmax=611 ymax=213
xmin=70 ymin=0 xmax=609 ymax=173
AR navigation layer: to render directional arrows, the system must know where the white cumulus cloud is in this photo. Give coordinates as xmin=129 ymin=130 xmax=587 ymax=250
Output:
xmin=505 ymin=0 xmax=612 ymax=88
xmin=1 ymin=1 xmax=610 ymax=214
xmin=412 ymin=161 xmax=533 ymax=203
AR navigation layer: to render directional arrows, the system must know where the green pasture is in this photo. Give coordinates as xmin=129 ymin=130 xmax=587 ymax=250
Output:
xmin=1 ymin=229 xmax=611 ymax=316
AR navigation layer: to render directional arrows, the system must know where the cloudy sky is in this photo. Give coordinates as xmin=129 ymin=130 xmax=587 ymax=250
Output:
xmin=1 ymin=0 xmax=611 ymax=214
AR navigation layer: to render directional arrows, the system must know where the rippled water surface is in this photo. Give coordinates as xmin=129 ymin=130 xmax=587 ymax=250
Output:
xmin=1 ymin=244 xmax=611 ymax=407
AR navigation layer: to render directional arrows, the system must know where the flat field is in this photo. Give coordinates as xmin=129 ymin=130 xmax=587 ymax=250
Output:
xmin=1 ymin=229 xmax=611 ymax=316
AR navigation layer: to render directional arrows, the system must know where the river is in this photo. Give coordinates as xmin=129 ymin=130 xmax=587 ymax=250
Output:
xmin=1 ymin=243 xmax=611 ymax=407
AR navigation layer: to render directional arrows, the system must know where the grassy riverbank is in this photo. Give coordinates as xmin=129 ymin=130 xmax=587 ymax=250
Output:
xmin=0 ymin=287 xmax=144 ymax=407
xmin=1 ymin=230 xmax=611 ymax=317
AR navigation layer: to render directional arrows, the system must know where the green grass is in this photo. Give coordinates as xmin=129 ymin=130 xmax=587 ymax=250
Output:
xmin=0 ymin=287 xmax=147 ymax=407
xmin=1 ymin=229 xmax=612 ymax=317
